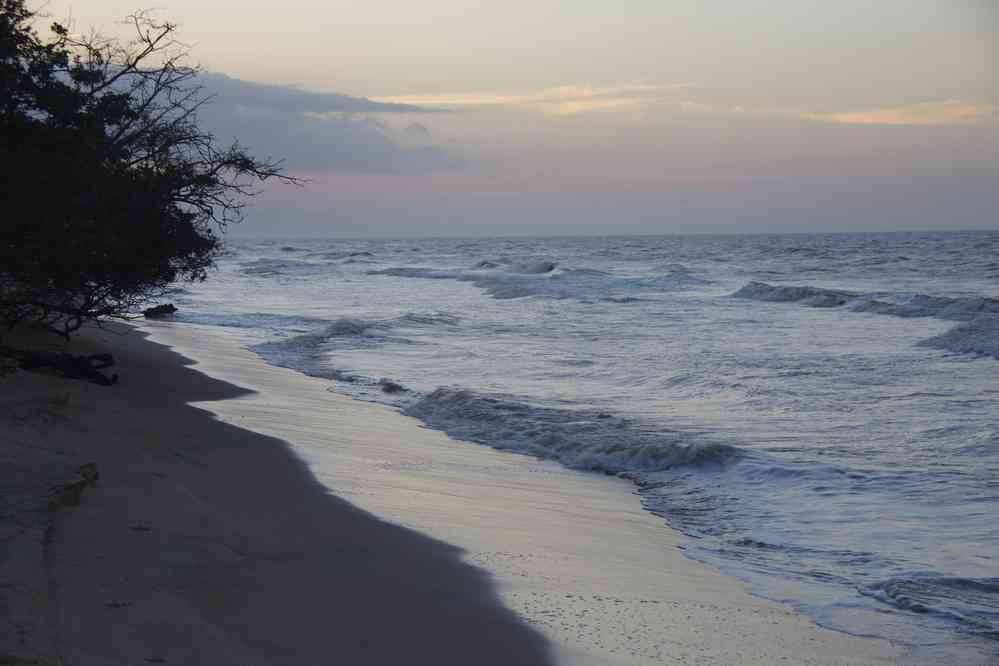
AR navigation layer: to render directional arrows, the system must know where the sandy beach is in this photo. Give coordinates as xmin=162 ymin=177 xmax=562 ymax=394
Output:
xmin=3 ymin=0 xmax=996 ymax=661
xmin=1 ymin=323 xmax=908 ymax=664
xmin=0 ymin=324 xmax=550 ymax=665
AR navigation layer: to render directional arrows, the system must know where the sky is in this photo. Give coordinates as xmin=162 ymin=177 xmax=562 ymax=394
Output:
xmin=43 ymin=1 xmax=999 ymax=237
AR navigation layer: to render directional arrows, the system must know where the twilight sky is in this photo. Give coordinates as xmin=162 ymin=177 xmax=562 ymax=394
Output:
xmin=46 ymin=1 xmax=999 ymax=237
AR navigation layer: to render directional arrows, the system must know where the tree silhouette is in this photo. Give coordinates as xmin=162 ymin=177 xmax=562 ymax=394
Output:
xmin=0 ymin=1 xmax=297 ymax=338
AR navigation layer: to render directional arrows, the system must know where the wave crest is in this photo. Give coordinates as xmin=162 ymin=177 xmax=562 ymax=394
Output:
xmin=734 ymin=281 xmax=999 ymax=321
xmin=734 ymin=282 xmax=999 ymax=359
xmin=854 ymin=295 xmax=999 ymax=320
xmin=919 ymin=316 xmax=999 ymax=359
xmin=238 ymin=258 xmax=324 ymax=277
xmin=862 ymin=576 xmax=999 ymax=638
xmin=403 ymin=388 xmax=743 ymax=475
xmin=732 ymin=281 xmax=857 ymax=307
xmin=371 ymin=263 xmax=708 ymax=302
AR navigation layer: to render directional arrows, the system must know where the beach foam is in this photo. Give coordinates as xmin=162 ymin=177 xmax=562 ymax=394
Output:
xmin=404 ymin=387 xmax=743 ymax=475
xmin=369 ymin=262 xmax=707 ymax=301
xmin=171 ymin=232 xmax=999 ymax=662
xmin=734 ymin=281 xmax=999 ymax=321
xmin=734 ymin=281 xmax=999 ymax=359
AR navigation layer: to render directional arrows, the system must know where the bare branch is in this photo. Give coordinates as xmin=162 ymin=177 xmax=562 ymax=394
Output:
xmin=1 ymin=2 xmax=299 ymax=336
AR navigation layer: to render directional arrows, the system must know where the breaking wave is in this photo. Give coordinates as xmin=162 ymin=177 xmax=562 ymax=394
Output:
xmin=732 ymin=282 xmax=857 ymax=308
xmin=249 ymin=318 xmax=388 ymax=384
xmin=370 ymin=261 xmax=707 ymax=301
xmin=238 ymin=258 xmax=326 ymax=277
xmin=862 ymin=576 xmax=999 ymax=640
xmin=734 ymin=281 xmax=999 ymax=321
xmin=919 ymin=316 xmax=999 ymax=359
xmin=853 ymin=295 xmax=999 ymax=320
xmin=248 ymin=311 xmax=462 ymax=383
xmin=173 ymin=232 xmax=999 ymax=661
xmin=734 ymin=282 xmax=999 ymax=359
xmin=403 ymin=387 xmax=743 ymax=475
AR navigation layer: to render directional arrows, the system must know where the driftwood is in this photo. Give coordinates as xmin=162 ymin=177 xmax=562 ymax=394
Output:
xmin=378 ymin=379 xmax=406 ymax=394
xmin=0 ymin=347 xmax=118 ymax=386
xmin=143 ymin=303 xmax=177 ymax=318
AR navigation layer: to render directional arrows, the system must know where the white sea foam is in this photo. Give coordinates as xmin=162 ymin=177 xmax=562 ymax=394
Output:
xmin=250 ymin=312 xmax=462 ymax=380
xmin=180 ymin=232 xmax=999 ymax=661
xmin=861 ymin=576 xmax=999 ymax=639
xmin=734 ymin=281 xmax=999 ymax=359
xmin=403 ymin=388 xmax=743 ymax=475
xmin=370 ymin=263 xmax=707 ymax=301
xmin=735 ymin=281 xmax=999 ymax=321
xmin=249 ymin=318 xmax=384 ymax=385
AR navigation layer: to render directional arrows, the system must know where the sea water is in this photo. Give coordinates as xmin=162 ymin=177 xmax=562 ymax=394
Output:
xmin=168 ymin=231 xmax=999 ymax=662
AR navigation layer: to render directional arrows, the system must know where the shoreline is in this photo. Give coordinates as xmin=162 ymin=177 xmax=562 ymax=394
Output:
xmin=144 ymin=321 xmax=907 ymax=665
xmin=0 ymin=324 xmax=552 ymax=665
xmin=1 ymin=322 xmax=907 ymax=664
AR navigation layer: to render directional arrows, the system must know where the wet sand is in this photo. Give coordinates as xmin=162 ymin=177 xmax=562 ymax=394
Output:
xmin=0 ymin=324 xmax=552 ymax=665
xmin=144 ymin=321 xmax=905 ymax=666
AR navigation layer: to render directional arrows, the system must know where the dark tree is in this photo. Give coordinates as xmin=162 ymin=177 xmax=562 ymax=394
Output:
xmin=0 ymin=0 xmax=296 ymax=338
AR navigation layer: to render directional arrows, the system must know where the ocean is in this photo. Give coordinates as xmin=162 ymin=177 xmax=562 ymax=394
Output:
xmin=167 ymin=230 xmax=999 ymax=662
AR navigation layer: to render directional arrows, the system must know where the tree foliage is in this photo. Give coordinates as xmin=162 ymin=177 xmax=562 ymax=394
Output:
xmin=0 ymin=0 xmax=295 ymax=337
